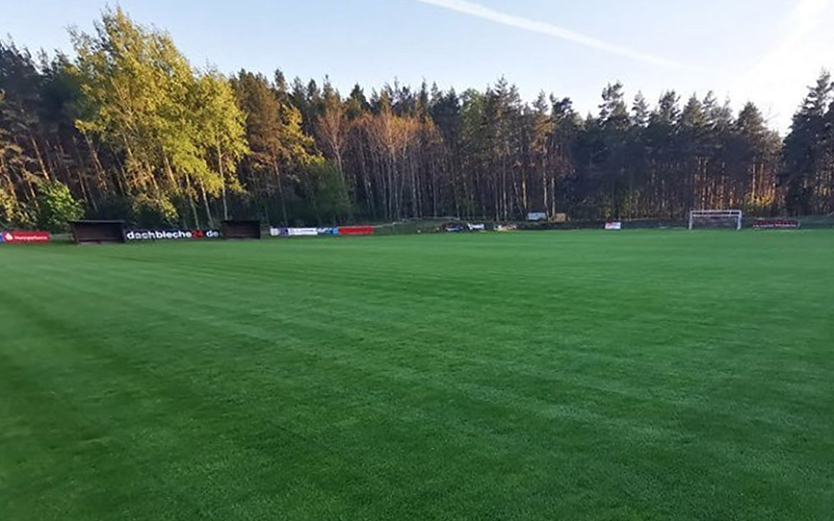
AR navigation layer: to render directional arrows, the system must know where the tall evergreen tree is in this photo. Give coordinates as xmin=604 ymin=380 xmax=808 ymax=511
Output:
xmin=782 ymin=71 xmax=833 ymax=214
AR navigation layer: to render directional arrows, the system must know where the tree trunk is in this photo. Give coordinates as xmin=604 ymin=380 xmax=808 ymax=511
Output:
xmin=185 ymin=175 xmax=200 ymax=228
xmin=272 ymin=160 xmax=289 ymax=226
xmin=82 ymin=133 xmax=107 ymax=191
xmin=69 ymin=137 xmax=98 ymax=212
xmin=216 ymin=138 xmax=229 ymax=220
xmin=200 ymin=181 xmax=213 ymax=227
xmin=30 ymin=134 xmax=51 ymax=181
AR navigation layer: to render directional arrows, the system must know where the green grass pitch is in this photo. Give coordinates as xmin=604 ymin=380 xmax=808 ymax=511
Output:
xmin=1 ymin=230 xmax=832 ymax=520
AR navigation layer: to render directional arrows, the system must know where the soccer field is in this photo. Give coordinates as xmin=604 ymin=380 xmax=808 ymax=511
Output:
xmin=1 ymin=230 xmax=832 ymax=520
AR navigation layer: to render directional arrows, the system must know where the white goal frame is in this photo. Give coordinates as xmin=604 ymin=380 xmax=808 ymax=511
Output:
xmin=688 ymin=209 xmax=743 ymax=230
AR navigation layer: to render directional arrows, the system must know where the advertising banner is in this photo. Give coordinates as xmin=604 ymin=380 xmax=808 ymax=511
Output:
xmin=269 ymin=227 xmax=321 ymax=237
xmin=527 ymin=212 xmax=547 ymax=221
xmin=467 ymin=223 xmax=486 ymax=231
xmin=605 ymin=222 xmax=622 ymax=230
xmin=753 ymin=220 xmax=800 ymax=229
xmin=271 ymin=226 xmax=372 ymax=237
xmin=1 ymin=231 xmax=51 ymax=244
xmin=338 ymin=226 xmax=374 ymax=236
xmin=288 ymin=228 xmax=318 ymax=237
xmin=126 ymin=229 xmax=220 ymax=241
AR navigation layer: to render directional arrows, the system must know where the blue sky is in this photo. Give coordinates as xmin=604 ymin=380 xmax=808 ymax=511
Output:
xmin=4 ymin=0 xmax=834 ymax=131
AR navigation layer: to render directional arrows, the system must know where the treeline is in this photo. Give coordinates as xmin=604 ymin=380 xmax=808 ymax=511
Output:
xmin=1 ymin=8 xmax=832 ymax=230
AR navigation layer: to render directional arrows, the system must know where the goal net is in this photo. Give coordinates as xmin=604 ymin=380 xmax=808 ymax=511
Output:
xmin=688 ymin=210 xmax=742 ymax=230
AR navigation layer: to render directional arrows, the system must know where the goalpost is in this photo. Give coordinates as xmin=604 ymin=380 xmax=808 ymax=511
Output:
xmin=688 ymin=209 xmax=743 ymax=230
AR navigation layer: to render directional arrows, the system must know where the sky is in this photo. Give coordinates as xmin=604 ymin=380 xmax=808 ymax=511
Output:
xmin=3 ymin=0 xmax=834 ymax=132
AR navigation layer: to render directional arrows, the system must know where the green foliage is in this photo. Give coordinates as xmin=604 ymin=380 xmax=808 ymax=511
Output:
xmin=299 ymin=161 xmax=352 ymax=223
xmin=35 ymin=180 xmax=84 ymax=231
xmin=231 ymin=70 xmax=322 ymax=224
xmin=132 ymin=193 xmax=178 ymax=228
xmin=68 ymin=7 xmax=247 ymax=227
xmin=193 ymin=71 xmax=249 ymax=196
xmin=0 ymin=185 xmax=16 ymax=225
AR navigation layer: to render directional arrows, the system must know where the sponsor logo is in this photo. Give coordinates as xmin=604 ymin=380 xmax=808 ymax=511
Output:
xmin=290 ymin=228 xmax=318 ymax=237
xmin=605 ymin=222 xmax=622 ymax=230
xmin=1 ymin=231 xmax=51 ymax=243
xmin=126 ymin=229 xmax=220 ymax=241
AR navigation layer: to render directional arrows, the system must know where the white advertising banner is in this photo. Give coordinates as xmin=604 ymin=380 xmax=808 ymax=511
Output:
xmin=126 ymin=229 xmax=220 ymax=240
xmin=271 ymin=227 xmax=320 ymax=237
xmin=288 ymin=228 xmax=318 ymax=237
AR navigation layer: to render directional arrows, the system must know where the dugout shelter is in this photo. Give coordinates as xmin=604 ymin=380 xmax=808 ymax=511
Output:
xmin=222 ymin=220 xmax=261 ymax=239
xmin=70 ymin=220 xmax=126 ymax=244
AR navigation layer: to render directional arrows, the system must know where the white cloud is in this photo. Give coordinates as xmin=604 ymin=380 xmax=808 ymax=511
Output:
xmin=410 ymin=0 xmax=699 ymax=70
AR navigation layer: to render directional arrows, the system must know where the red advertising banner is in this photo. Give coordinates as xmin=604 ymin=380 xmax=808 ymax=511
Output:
xmin=338 ymin=226 xmax=374 ymax=235
xmin=753 ymin=220 xmax=800 ymax=229
xmin=1 ymin=231 xmax=51 ymax=244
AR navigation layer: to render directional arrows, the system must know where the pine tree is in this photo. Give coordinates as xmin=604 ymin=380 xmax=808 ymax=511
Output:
xmin=782 ymin=71 xmax=832 ymax=215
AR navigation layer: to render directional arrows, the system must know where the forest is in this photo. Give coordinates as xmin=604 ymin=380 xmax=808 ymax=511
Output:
xmin=1 ymin=7 xmax=833 ymax=231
